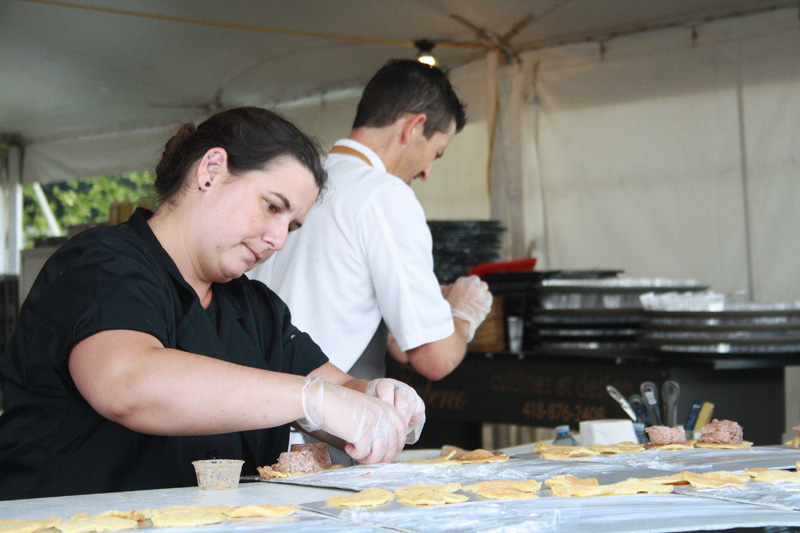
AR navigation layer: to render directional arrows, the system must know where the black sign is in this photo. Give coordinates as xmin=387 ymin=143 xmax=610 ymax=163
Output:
xmin=387 ymin=354 xmax=666 ymax=427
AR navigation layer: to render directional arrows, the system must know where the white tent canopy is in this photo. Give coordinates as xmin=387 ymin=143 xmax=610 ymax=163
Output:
xmin=2 ymin=0 xmax=794 ymax=183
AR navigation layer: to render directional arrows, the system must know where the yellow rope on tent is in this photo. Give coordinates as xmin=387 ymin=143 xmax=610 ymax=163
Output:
xmin=23 ymin=0 xmax=493 ymax=52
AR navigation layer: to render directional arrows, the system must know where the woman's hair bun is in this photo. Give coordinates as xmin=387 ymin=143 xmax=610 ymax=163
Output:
xmin=157 ymin=122 xmax=196 ymax=179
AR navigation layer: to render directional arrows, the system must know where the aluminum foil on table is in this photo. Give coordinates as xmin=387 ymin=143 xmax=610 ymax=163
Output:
xmin=676 ymin=480 xmax=800 ymax=511
xmin=302 ymin=493 xmax=800 ymax=533
xmin=516 ymin=445 xmax=800 ymax=472
xmin=262 ymin=457 xmax=673 ymax=492
xmin=131 ymin=513 xmax=386 ymax=533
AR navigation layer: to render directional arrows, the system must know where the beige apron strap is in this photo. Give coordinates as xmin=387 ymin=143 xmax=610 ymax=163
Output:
xmin=329 ymin=145 xmax=373 ymax=167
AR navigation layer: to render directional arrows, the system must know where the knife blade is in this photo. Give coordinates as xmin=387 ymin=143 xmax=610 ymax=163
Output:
xmin=606 ymin=385 xmax=637 ymax=422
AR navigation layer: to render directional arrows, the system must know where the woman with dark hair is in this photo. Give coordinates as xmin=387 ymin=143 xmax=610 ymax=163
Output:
xmin=0 ymin=107 xmax=424 ymax=500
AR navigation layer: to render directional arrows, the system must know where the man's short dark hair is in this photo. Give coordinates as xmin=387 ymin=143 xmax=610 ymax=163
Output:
xmin=352 ymin=59 xmax=467 ymax=138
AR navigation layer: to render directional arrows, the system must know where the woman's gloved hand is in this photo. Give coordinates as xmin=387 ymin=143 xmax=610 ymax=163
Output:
xmin=364 ymin=378 xmax=426 ymax=444
xmin=444 ymin=275 xmax=493 ymax=342
xmin=297 ymin=376 xmax=406 ymax=463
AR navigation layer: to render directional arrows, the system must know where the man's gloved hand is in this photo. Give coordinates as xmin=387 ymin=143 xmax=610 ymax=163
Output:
xmin=365 ymin=378 xmax=426 ymax=444
xmin=297 ymin=376 xmax=406 ymax=463
xmin=444 ymin=275 xmax=493 ymax=342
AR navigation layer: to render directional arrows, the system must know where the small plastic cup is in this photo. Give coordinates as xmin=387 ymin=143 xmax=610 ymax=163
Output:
xmin=192 ymin=459 xmax=244 ymax=490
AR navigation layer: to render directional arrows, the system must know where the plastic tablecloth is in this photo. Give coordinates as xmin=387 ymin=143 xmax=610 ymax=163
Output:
xmin=4 ymin=446 xmax=800 ymax=532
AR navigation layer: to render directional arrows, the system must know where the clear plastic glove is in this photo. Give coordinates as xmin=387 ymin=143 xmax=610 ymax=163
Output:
xmin=445 ymin=275 xmax=493 ymax=342
xmin=364 ymin=378 xmax=426 ymax=444
xmin=298 ymin=376 xmax=407 ymax=463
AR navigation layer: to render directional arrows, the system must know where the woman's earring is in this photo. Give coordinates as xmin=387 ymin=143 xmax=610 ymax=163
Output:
xmin=205 ymin=181 xmax=211 ymax=187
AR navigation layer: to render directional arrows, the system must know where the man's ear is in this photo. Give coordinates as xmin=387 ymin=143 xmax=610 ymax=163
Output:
xmin=399 ymin=113 xmax=427 ymax=146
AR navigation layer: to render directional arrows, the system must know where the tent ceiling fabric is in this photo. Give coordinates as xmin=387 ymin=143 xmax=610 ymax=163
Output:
xmin=1 ymin=0 xmax=795 ymax=181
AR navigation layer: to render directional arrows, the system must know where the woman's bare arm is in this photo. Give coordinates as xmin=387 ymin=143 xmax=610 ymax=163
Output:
xmin=69 ymin=329 xmax=307 ymax=436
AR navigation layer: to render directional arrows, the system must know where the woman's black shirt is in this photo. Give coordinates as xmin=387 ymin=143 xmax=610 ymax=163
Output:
xmin=0 ymin=209 xmax=328 ymax=500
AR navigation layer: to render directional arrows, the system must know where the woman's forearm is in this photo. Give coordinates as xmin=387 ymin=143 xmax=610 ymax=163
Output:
xmin=70 ymin=330 xmax=307 ymax=436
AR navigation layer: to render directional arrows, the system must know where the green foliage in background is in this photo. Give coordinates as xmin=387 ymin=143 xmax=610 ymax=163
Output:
xmin=22 ymin=172 xmax=155 ymax=248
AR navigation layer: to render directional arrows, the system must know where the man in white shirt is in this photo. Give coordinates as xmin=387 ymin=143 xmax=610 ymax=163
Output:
xmin=252 ymin=59 xmax=492 ymax=388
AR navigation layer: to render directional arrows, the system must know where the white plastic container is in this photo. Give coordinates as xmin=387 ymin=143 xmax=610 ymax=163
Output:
xmin=578 ymin=419 xmax=637 ymax=445
xmin=192 ymin=459 xmax=244 ymax=490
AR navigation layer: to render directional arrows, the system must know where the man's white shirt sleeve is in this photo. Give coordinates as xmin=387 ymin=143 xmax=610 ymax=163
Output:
xmin=360 ymin=180 xmax=454 ymax=352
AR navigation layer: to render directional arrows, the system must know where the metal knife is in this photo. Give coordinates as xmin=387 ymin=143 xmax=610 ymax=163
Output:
xmin=606 ymin=385 xmax=637 ymax=422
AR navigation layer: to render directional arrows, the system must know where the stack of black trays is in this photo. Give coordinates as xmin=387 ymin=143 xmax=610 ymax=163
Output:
xmin=640 ymin=303 xmax=800 ymax=357
xmin=481 ymin=270 xmax=708 ymax=356
xmin=428 ymin=220 xmax=505 ymax=284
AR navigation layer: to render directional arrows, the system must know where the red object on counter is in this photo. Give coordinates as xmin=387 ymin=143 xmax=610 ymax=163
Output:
xmin=468 ymin=258 xmax=537 ymax=278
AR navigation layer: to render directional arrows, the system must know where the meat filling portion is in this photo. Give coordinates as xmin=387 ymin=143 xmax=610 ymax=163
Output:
xmin=290 ymin=442 xmax=332 ymax=469
xmin=698 ymin=419 xmax=743 ymax=445
xmin=644 ymin=425 xmax=686 ymax=446
xmin=272 ymin=450 xmax=324 ymax=474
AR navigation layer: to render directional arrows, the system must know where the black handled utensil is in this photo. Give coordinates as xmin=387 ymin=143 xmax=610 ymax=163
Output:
xmin=628 ymin=394 xmax=649 ymax=426
xmin=661 ymin=380 xmax=680 ymax=427
xmin=640 ymin=381 xmax=662 ymax=426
